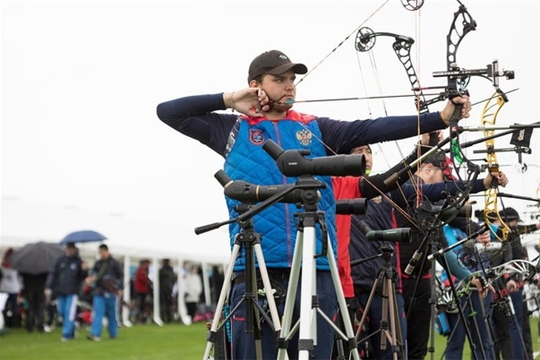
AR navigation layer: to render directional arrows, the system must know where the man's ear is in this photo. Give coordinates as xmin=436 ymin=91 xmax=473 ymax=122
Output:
xmin=249 ymin=79 xmax=260 ymax=88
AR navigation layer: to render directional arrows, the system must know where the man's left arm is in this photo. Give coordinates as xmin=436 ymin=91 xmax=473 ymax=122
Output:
xmin=318 ymin=113 xmax=445 ymax=155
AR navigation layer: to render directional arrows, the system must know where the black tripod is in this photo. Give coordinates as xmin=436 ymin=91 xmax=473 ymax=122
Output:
xmin=352 ymin=242 xmax=404 ymax=360
xmin=201 ymin=204 xmax=282 ymax=360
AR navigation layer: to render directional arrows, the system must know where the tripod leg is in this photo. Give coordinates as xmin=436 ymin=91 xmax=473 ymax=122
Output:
xmin=386 ymin=279 xmax=402 ymax=360
xmin=277 ymin=231 xmax=303 ymax=360
xmin=389 ymin=282 xmax=404 ymax=353
xmin=356 ymin=281 xmax=378 ymax=340
xmin=380 ymin=281 xmax=389 ymax=352
xmin=247 ymin=261 xmax=264 ymax=360
xmin=298 ymin=226 xmax=316 ymax=360
xmin=325 ymin=238 xmax=360 ymax=360
xmin=203 ymin=244 xmax=240 ymax=360
xmin=253 ymin=243 xmax=282 ymax=334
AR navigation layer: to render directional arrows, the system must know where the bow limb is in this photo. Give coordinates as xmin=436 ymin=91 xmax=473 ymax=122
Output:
xmin=355 ymin=27 xmax=429 ymax=115
xmin=354 ymin=27 xmax=414 ymax=163
xmin=355 ymin=27 xmax=427 ymax=209
xmin=445 ymin=2 xmax=477 ymax=180
xmin=480 ymin=89 xmax=511 ymax=241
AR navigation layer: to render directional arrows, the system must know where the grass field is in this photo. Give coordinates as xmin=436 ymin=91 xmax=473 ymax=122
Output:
xmin=0 ymin=319 xmax=538 ymax=359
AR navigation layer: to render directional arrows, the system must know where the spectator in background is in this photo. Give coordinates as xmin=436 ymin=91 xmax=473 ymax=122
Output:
xmin=184 ymin=264 xmax=202 ymax=322
xmin=134 ymin=259 xmax=152 ymax=323
xmin=45 ymin=243 xmax=88 ymax=341
xmin=86 ymin=244 xmax=123 ymax=341
xmin=159 ymin=259 xmax=176 ymax=323
xmin=209 ymin=265 xmax=224 ymax=306
xmin=0 ymin=288 xmax=8 ymax=335
xmin=44 ymin=293 xmax=57 ymax=333
xmin=0 ymin=248 xmax=22 ymax=329
xmin=394 ymin=151 xmax=507 ymax=359
xmin=20 ymin=271 xmax=48 ymax=333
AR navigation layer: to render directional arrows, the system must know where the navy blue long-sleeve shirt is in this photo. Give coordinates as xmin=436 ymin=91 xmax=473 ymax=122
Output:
xmin=156 ymin=93 xmax=449 ymax=157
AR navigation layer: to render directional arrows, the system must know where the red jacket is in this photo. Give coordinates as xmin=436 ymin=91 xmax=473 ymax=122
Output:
xmin=332 ymin=176 xmax=361 ymax=298
xmin=134 ymin=266 xmax=151 ymax=294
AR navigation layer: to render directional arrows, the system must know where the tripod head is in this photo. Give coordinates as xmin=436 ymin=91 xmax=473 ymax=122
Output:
xmin=379 ymin=242 xmax=395 ymax=263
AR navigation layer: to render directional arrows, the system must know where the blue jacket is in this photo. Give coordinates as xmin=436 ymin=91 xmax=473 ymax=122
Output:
xmin=225 ymin=111 xmax=336 ymax=269
xmin=46 ymin=255 xmax=87 ymax=296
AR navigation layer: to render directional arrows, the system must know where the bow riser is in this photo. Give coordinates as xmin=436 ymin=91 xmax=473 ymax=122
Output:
xmin=481 ymin=91 xmax=511 ymax=241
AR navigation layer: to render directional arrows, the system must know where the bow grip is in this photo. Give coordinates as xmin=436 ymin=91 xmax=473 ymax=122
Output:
xmin=448 ymin=90 xmax=469 ymax=137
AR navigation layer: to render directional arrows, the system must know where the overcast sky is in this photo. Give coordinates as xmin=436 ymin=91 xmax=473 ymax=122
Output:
xmin=2 ymin=1 xmax=539 ymax=258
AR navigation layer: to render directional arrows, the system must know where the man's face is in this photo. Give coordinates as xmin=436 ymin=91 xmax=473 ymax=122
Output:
xmin=66 ymin=247 xmax=76 ymax=257
xmin=350 ymin=146 xmax=373 ymax=173
xmin=99 ymin=249 xmax=109 ymax=259
xmin=254 ymin=70 xmax=297 ymax=112
xmin=419 ymin=164 xmax=445 ymax=184
xmin=506 ymin=219 xmax=519 ymax=227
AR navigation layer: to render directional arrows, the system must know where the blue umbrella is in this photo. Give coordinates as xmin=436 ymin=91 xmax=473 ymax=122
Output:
xmin=59 ymin=230 xmax=107 ymax=245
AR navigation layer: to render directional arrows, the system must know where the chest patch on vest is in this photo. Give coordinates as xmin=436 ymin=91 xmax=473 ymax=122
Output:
xmin=296 ymin=129 xmax=313 ymax=146
xmin=249 ymin=129 xmax=265 ymax=145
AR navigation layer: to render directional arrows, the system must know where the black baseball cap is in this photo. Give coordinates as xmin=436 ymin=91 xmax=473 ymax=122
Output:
xmin=248 ymin=50 xmax=307 ymax=82
xmin=498 ymin=207 xmax=521 ymax=222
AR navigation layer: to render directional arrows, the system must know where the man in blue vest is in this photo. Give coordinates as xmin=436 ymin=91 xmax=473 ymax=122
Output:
xmin=156 ymin=49 xmax=472 ymax=359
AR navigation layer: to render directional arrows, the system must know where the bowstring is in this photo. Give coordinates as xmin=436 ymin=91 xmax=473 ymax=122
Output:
xmin=355 ymin=48 xmax=392 ymax=170
xmin=291 ymin=0 xmax=427 ymax=230
xmin=295 ymin=0 xmax=391 ymax=88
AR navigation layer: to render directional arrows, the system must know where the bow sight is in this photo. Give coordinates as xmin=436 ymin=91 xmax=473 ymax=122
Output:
xmin=416 ymin=60 xmax=515 ymax=111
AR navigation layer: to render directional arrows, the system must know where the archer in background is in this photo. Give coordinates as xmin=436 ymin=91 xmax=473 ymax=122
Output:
xmin=392 ymin=151 xmax=508 ymax=360
xmin=486 ymin=208 xmax=539 ymax=360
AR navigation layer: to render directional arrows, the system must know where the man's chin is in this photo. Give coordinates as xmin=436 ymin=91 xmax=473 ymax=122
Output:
xmin=275 ymin=103 xmax=293 ymax=112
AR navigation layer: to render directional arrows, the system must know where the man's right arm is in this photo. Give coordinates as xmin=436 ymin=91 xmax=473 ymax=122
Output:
xmin=156 ymin=93 xmax=238 ymax=156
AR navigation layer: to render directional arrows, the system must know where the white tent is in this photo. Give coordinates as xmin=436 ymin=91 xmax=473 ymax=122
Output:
xmin=1 ymin=197 xmax=231 ymax=262
xmin=1 ymin=197 xmax=231 ymax=326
